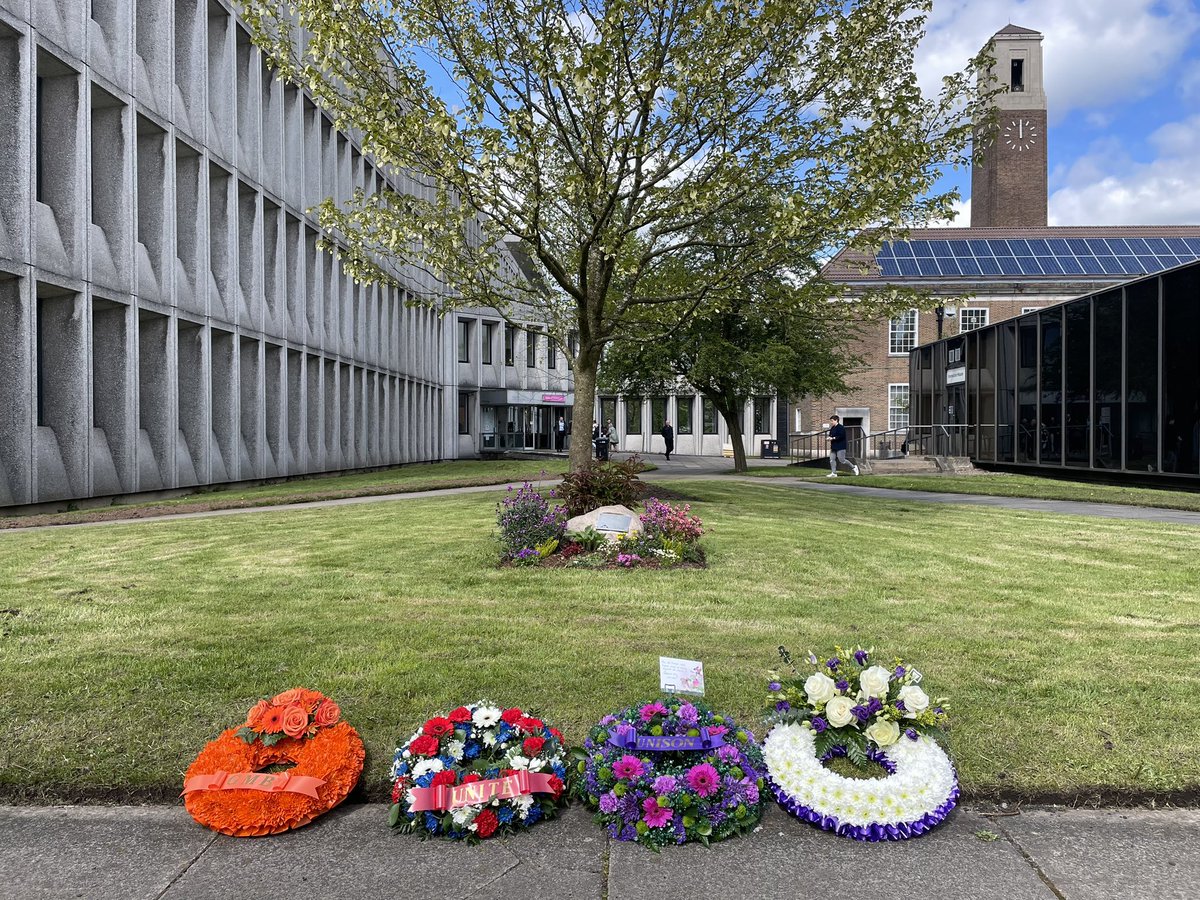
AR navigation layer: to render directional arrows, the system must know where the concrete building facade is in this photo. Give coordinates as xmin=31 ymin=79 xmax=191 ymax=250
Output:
xmin=0 ymin=0 xmax=570 ymax=508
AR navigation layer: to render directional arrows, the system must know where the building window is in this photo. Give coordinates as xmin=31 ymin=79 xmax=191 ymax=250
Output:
xmin=702 ymin=398 xmax=719 ymax=434
xmin=547 ymin=338 xmax=556 ymax=369
xmin=651 ymin=396 xmax=668 ymax=431
xmin=625 ymin=396 xmax=642 ymax=435
xmin=458 ymin=391 xmax=472 ymax=434
xmin=482 ymin=322 xmax=495 ymax=364
xmin=1011 ymin=57 xmax=1024 ymax=92
xmin=1021 ymin=307 xmax=1041 ymax=315
xmin=457 ymin=318 xmax=470 ymax=363
xmin=677 ymin=395 xmax=694 ymax=435
xmin=960 ymin=308 xmax=989 ymax=332
xmin=888 ymin=383 xmax=910 ymax=431
xmin=599 ymin=397 xmax=617 ymax=431
xmin=753 ymin=397 xmax=770 ymax=434
xmin=889 ymin=309 xmax=918 ymax=355
xmin=567 ymin=329 xmax=578 ymax=358
xmin=526 ymin=328 xmax=537 ymax=367
xmin=504 ymin=324 xmax=515 ymax=366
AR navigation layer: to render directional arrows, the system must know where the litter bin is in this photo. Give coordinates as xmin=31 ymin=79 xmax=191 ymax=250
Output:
xmin=760 ymin=439 xmax=780 ymax=459
xmin=595 ymin=437 xmax=610 ymax=461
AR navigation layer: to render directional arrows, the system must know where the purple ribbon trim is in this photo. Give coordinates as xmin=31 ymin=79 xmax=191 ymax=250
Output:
xmin=766 ymin=744 xmax=960 ymax=842
xmin=606 ymin=725 xmax=725 ymax=752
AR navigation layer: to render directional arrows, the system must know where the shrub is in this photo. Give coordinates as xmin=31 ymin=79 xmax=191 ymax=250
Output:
xmin=496 ymin=482 xmax=566 ymax=560
xmin=554 ymin=455 xmax=649 ymax=517
xmin=639 ymin=497 xmax=705 ymax=543
xmin=565 ymin=525 xmax=606 ymax=552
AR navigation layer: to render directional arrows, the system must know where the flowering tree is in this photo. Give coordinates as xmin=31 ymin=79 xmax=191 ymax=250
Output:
xmin=242 ymin=0 xmax=992 ymax=472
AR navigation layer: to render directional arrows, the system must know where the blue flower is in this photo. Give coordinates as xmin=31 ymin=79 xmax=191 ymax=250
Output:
xmin=439 ymin=754 xmax=456 ymax=768
xmin=464 ymin=740 xmax=482 ymax=759
xmin=826 ymin=657 xmax=840 ymax=671
xmin=394 ymin=761 xmax=410 ymax=776
xmin=905 ymin=728 xmax=919 ymax=741
xmin=767 ymin=681 xmax=782 ymax=692
xmin=854 ymin=649 xmax=869 ymax=665
xmin=552 ymin=763 xmax=567 ymax=780
xmin=812 ymin=716 xmax=827 ymax=733
xmin=835 ymin=679 xmax=849 ymax=691
xmin=852 ymin=705 xmax=871 ymax=722
xmin=894 ymin=665 xmax=906 ymax=679
xmin=415 ymin=772 xmax=436 ymax=788
xmin=774 ymin=700 xmax=791 ymax=713
xmin=484 ymin=767 xmax=500 ymax=779
xmin=496 ymin=723 xmax=513 ymax=742
xmin=895 ymin=700 xmax=907 ymax=712
xmin=497 ymin=806 xmax=515 ymax=824
xmin=524 ymin=805 xmax=543 ymax=825
xmin=424 ymin=812 xmax=441 ymax=833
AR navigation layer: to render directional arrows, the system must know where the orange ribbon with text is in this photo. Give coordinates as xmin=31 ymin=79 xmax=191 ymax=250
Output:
xmin=181 ymin=770 xmax=326 ymax=800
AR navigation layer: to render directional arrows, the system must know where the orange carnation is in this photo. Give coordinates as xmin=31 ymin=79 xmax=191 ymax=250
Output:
xmin=245 ymin=700 xmax=271 ymax=729
xmin=273 ymin=688 xmax=305 ymax=707
xmin=281 ymin=704 xmax=310 ymax=739
xmin=313 ymin=700 xmax=340 ymax=728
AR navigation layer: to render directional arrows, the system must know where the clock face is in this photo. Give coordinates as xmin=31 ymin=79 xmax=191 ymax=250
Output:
xmin=1003 ymin=118 xmax=1039 ymax=152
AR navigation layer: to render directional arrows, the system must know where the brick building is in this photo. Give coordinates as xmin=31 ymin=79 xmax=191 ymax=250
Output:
xmin=792 ymin=25 xmax=1200 ymax=456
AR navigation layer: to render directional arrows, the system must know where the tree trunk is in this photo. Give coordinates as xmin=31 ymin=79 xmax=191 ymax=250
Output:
xmin=569 ymin=360 xmax=598 ymax=473
xmin=714 ymin=396 xmax=749 ymax=473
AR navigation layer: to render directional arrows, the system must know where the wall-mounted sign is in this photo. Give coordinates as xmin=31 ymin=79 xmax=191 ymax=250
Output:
xmin=542 ymin=393 xmax=566 ymax=403
xmin=946 ymin=367 xmax=966 ymax=386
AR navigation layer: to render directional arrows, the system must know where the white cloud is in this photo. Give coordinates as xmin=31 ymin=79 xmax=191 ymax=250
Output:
xmin=1049 ymin=116 xmax=1200 ymax=224
xmin=916 ymin=1 xmax=1200 ymax=123
xmin=928 ymin=198 xmax=971 ymax=228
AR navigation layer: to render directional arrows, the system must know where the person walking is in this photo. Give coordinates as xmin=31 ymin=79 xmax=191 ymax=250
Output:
xmin=606 ymin=420 xmax=619 ymax=460
xmin=827 ymin=414 xmax=859 ymax=477
xmin=660 ymin=420 xmax=674 ymax=461
xmin=555 ymin=415 xmax=567 ymax=452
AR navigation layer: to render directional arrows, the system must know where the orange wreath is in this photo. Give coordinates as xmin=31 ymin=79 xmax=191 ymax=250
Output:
xmin=183 ymin=689 xmax=365 ymax=837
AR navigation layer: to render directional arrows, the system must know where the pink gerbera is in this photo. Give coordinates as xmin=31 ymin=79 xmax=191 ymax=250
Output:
xmin=642 ymin=796 xmax=673 ymax=829
xmin=612 ymin=754 xmax=645 ymax=780
xmin=686 ymin=763 xmax=720 ymax=798
xmin=639 ymin=702 xmax=668 ymax=722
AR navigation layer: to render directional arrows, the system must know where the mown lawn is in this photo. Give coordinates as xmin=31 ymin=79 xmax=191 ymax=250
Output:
xmin=739 ymin=467 xmax=1200 ymax=512
xmin=0 ymin=459 xmax=564 ymax=529
xmin=1 ymin=480 xmax=1197 ymax=804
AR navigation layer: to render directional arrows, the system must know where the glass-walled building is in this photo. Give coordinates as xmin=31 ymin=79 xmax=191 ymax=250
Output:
xmin=910 ymin=259 xmax=1200 ymax=480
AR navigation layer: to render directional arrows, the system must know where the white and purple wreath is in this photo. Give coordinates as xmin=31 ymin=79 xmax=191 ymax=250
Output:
xmin=763 ymin=645 xmax=959 ymax=841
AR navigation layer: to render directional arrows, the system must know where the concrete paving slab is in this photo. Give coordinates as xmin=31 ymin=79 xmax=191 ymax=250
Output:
xmin=1000 ymin=808 xmax=1200 ymax=900
xmin=163 ymin=803 xmax=604 ymax=900
xmin=0 ymin=805 xmax=215 ymax=900
xmin=607 ymin=805 xmax=1056 ymax=900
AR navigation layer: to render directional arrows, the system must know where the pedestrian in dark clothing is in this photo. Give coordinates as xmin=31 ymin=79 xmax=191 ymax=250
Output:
xmin=661 ymin=421 xmax=674 ymax=461
xmin=827 ymin=414 xmax=858 ymax=477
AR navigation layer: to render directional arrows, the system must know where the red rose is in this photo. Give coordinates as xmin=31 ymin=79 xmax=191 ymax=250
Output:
xmin=516 ymin=716 xmax=543 ymax=733
xmin=500 ymin=708 xmax=524 ymax=725
xmin=523 ymin=736 xmax=546 ymax=756
xmin=313 ymin=700 xmax=340 ymax=728
xmin=431 ymin=770 xmax=457 ymax=787
xmin=546 ymin=775 xmax=564 ymax=798
xmin=474 ymin=809 xmax=498 ymax=839
xmin=423 ymin=716 xmax=454 ymax=738
xmin=448 ymin=706 xmax=473 ymax=723
xmin=409 ymin=735 xmax=440 ymax=756
xmin=281 ymin=704 xmax=310 ymax=738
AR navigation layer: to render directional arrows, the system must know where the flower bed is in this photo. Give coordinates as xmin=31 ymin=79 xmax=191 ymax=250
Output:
xmin=389 ymin=701 xmax=569 ymax=841
xmin=762 ymin=646 xmax=958 ymax=841
xmin=183 ymin=688 xmax=364 ymax=837
xmin=575 ymin=697 xmax=765 ymax=848
xmin=497 ymin=485 xmax=706 ymax=569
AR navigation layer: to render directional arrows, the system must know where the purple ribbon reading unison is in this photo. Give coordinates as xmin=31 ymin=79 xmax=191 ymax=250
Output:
xmin=606 ymin=726 xmax=725 ymax=752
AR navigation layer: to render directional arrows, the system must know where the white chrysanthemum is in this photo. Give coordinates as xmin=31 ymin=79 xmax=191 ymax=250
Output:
xmin=508 ymin=755 xmax=531 ymax=770
xmin=482 ymin=730 xmax=498 ymax=747
xmin=412 ymin=758 xmax=444 ymax=778
xmin=763 ymin=722 xmax=956 ymax=831
xmin=473 ymin=706 xmax=502 ymax=728
xmin=445 ymin=740 xmax=465 ymax=761
xmin=451 ymin=804 xmax=481 ymax=827
xmin=511 ymin=794 xmax=535 ymax=813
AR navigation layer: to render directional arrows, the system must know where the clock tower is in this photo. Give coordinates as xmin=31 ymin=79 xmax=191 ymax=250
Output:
xmin=971 ymin=25 xmax=1048 ymax=227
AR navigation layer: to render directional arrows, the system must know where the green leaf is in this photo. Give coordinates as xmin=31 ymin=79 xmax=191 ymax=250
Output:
xmin=388 ymin=803 xmax=402 ymax=827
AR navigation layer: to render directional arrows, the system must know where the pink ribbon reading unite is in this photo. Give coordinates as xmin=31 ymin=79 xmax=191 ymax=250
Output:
xmin=181 ymin=770 xmax=326 ymax=799
xmin=409 ymin=770 xmax=557 ymax=812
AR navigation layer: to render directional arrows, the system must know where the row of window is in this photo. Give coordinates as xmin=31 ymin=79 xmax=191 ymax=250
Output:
xmin=457 ymin=319 xmax=576 ymax=370
xmin=887 ymin=306 xmax=1043 ymax=355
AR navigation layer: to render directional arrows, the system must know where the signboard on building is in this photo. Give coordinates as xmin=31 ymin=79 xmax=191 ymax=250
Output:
xmin=946 ymin=367 xmax=966 ymax=385
xmin=541 ymin=393 xmax=566 ymax=403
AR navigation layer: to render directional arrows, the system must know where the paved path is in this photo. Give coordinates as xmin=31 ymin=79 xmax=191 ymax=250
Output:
xmin=2 ymin=802 xmax=1197 ymax=899
xmin=6 ymin=454 xmax=1200 ymax=532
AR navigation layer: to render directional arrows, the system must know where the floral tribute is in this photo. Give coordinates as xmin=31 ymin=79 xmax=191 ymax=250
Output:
xmin=389 ymin=701 xmax=569 ymax=841
xmin=575 ymin=696 xmax=766 ymax=849
xmin=763 ymin=646 xmax=958 ymax=841
xmin=183 ymin=688 xmax=365 ymax=837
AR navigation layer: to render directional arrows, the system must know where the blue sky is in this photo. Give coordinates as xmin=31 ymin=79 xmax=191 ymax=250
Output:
xmin=916 ymin=0 xmax=1200 ymax=226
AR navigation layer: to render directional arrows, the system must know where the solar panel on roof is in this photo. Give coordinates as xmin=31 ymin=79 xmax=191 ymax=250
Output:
xmin=1014 ymin=256 xmax=1044 ymax=275
xmin=1066 ymin=239 xmax=1093 ymax=255
xmin=896 ymin=258 xmax=920 ymax=276
xmin=1047 ymin=239 xmax=1072 ymax=254
xmin=910 ymin=241 xmax=934 ymax=258
xmin=988 ymin=240 xmax=1015 ymax=257
xmin=893 ymin=242 xmax=915 ymax=258
xmin=997 ymin=257 xmax=1023 ymax=275
xmin=936 ymin=257 xmax=963 ymax=276
xmin=1079 ymin=257 xmax=1103 ymax=275
xmin=958 ymin=258 xmax=982 ymax=276
xmin=1059 ymin=257 xmax=1085 ymax=275
xmin=927 ymin=240 xmax=952 ymax=256
xmin=1008 ymin=239 xmax=1032 ymax=255
xmin=1166 ymin=238 xmax=1191 ymax=255
xmin=1039 ymin=256 xmax=1064 ymax=275
xmin=1183 ymin=238 xmax=1200 ymax=255
xmin=911 ymin=259 xmax=937 ymax=276
xmin=967 ymin=240 xmax=993 ymax=257
xmin=1104 ymin=238 xmax=1132 ymax=256
xmin=877 ymin=242 xmax=895 ymax=259
xmin=1095 ymin=256 xmax=1123 ymax=274
xmin=1125 ymin=238 xmax=1152 ymax=254
xmin=1134 ymin=255 xmax=1161 ymax=271
xmin=948 ymin=240 xmax=972 ymax=255
xmin=1027 ymin=239 xmax=1051 ymax=255
xmin=879 ymin=258 xmax=901 ymax=276
xmin=1115 ymin=256 xmax=1146 ymax=274
xmin=978 ymin=257 xmax=1002 ymax=275
xmin=1146 ymin=238 xmax=1171 ymax=254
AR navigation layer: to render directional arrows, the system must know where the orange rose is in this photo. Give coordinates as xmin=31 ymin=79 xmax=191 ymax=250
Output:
xmin=300 ymin=690 xmax=324 ymax=713
xmin=313 ymin=700 xmax=340 ymax=728
xmin=245 ymin=699 xmax=271 ymax=729
xmin=273 ymin=688 xmax=305 ymax=707
xmin=281 ymin=704 xmax=310 ymax=738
